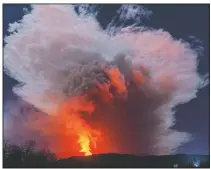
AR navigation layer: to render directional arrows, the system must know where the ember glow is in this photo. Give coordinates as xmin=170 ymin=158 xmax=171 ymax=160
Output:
xmin=3 ymin=4 xmax=208 ymax=158
xmin=78 ymin=132 xmax=92 ymax=156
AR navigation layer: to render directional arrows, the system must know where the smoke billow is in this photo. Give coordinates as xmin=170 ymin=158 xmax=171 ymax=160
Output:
xmin=3 ymin=5 xmax=208 ymax=158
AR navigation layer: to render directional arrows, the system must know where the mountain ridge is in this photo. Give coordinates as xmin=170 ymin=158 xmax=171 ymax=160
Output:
xmin=54 ymin=153 xmax=210 ymax=168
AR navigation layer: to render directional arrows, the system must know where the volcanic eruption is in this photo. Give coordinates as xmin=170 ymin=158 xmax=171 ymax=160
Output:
xmin=3 ymin=4 xmax=208 ymax=158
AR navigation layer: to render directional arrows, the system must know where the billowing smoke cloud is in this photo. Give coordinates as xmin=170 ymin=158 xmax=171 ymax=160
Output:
xmin=3 ymin=5 xmax=208 ymax=158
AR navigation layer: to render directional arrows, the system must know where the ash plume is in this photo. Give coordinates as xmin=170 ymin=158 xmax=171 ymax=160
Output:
xmin=3 ymin=5 xmax=208 ymax=158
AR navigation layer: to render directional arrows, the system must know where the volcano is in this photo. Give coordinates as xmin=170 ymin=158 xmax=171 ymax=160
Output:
xmin=4 ymin=153 xmax=210 ymax=168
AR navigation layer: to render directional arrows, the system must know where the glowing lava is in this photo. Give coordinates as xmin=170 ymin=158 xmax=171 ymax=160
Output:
xmin=78 ymin=132 xmax=92 ymax=156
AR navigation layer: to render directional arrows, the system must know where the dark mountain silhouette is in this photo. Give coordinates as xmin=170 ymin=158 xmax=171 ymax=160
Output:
xmin=54 ymin=153 xmax=209 ymax=168
xmin=3 ymin=140 xmax=210 ymax=168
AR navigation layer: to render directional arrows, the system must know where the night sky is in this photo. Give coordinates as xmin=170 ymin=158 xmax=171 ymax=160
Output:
xmin=3 ymin=4 xmax=210 ymax=155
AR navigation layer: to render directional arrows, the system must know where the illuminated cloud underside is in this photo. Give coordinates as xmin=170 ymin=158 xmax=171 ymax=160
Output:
xmin=3 ymin=5 xmax=208 ymax=157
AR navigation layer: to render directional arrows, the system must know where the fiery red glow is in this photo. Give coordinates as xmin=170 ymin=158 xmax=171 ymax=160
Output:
xmin=3 ymin=4 xmax=205 ymax=159
xmin=39 ymin=67 xmax=128 ymax=157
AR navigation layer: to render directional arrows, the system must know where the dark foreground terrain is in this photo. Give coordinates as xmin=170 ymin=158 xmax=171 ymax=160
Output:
xmin=3 ymin=140 xmax=209 ymax=168
xmin=4 ymin=153 xmax=210 ymax=168
xmin=54 ymin=154 xmax=210 ymax=168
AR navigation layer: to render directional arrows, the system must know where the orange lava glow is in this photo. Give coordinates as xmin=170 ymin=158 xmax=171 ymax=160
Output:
xmin=57 ymin=97 xmax=99 ymax=156
xmin=78 ymin=132 xmax=92 ymax=156
xmin=105 ymin=68 xmax=127 ymax=95
xmin=27 ymin=67 xmax=145 ymax=158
